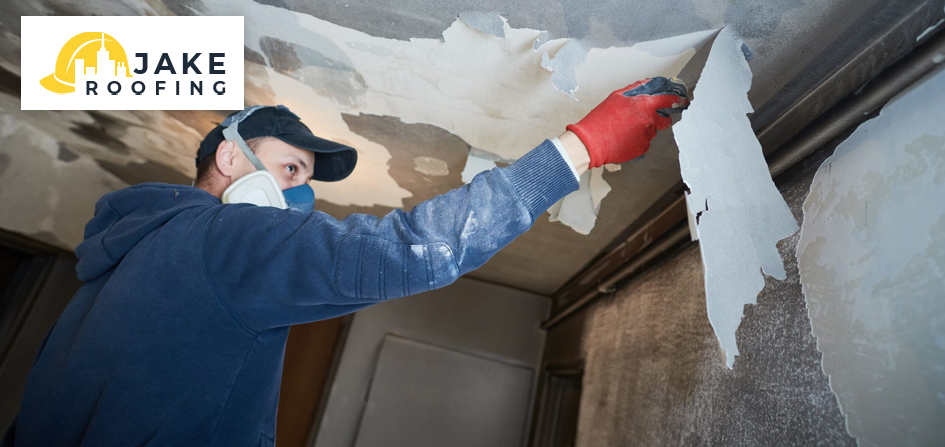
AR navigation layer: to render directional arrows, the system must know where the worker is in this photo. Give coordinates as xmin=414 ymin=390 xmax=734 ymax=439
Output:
xmin=3 ymin=78 xmax=686 ymax=446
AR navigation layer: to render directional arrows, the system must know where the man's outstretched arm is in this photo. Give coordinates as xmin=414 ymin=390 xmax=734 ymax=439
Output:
xmin=203 ymin=137 xmax=576 ymax=331
xmin=203 ymin=79 xmax=687 ymax=332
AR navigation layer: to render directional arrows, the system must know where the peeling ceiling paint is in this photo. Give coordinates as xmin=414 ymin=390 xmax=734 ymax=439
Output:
xmin=202 ymin=0 xmax=713 ymax=232
xmin=673 ymin=28 xmax=799 ymax=368
xmin=797 ymin=65 xmax=945 ymax=447
xmin=0 ymin=0 xmax=937 ymax=294
xmin=0 ymin=0 xmax=713 ymax=281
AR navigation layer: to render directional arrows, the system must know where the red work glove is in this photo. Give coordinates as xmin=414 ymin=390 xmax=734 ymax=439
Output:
xmin=566 ymin=78 xmax=688 ymax=168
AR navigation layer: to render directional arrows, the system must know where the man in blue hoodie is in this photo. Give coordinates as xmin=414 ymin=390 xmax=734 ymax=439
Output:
xmin=4 ymin=78 xmax=686 ymax=446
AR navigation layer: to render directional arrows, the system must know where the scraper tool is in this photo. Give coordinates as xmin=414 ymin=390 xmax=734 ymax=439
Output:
xmin=622 ymin=76 xmax=690 ymax=117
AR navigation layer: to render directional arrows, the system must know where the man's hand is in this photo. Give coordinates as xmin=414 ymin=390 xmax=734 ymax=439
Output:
xmin=566 ymin=77 xmax=689 ymax=168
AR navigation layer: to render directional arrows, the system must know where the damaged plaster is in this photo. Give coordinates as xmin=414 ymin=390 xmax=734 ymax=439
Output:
xmin=797 ymin=66 xmax=945 ymax=447
xmin=673 ymin=28 xmax=798 ymax=368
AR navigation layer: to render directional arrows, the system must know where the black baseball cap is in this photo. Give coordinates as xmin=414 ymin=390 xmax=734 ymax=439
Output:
xmin=196 ymin=105 xmax=358 ymax=182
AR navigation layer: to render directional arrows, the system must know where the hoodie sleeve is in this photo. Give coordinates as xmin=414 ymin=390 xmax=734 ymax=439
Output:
xmin=203 ymin=140 xmax=578 ymax=332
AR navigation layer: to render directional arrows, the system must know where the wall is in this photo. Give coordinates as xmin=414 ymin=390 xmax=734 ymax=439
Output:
xmin=795 ymin=65 xmax=945 ymax=447
xmin=573 ymin=240 xmax=854 ymax=446
xmin=543 ymin=67 xmax=945 ymax=447
xmin=315 ymin=276 xmax=550 ymax=447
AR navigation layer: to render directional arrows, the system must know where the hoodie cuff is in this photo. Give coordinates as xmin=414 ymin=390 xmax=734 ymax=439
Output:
xmin=504 ymin=139 xmax=581 ymax=222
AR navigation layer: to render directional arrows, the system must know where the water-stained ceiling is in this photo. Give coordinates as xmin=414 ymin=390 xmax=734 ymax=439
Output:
xmin=1 ymin=0 xmax=941 ymax=295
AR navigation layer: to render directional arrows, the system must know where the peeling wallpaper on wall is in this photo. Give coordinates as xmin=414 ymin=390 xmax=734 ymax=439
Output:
xmin=673 ymin=28 xmax=798 ymax=368
xmin=797 ymin=66 xmax=945 ymax=447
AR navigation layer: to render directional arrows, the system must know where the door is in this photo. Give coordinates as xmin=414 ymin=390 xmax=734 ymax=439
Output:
xmin=354 ymin=334 xmax=535 ymax=447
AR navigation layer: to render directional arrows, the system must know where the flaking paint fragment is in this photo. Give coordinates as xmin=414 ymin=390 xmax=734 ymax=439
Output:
xmin=797 ymin=65 xmax=945 ymax=447
xmin=672 ymin=28 xmax=799 ymax=368
xmin=547 ymin=168 xmax=611 ymax=235
xmin=917 ymin=6 xmax=945 ymax=42
xmin=541 ymin=40 xmax=587 ymax=99
xmin=413 ymin=156 xmax=449 ymax=177
xmin=532 ymin=31 xmax=551 ymax=51
xmin=918 ymin=20 xmax=944 ymax=42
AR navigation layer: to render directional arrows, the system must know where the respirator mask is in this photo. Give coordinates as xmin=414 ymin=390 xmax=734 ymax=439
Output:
xmin=219 ymin=105 xmax=315 ymax=212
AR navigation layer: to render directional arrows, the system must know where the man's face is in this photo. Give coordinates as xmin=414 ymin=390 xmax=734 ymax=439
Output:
xmin=229 ymin=137 xmax=316 ymax=191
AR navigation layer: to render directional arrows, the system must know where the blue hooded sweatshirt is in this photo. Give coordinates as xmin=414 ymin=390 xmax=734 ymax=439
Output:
xmin=3 ymin=140 xmax=578 ymax=447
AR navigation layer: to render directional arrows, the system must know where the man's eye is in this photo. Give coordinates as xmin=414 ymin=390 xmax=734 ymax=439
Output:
xmin=286 ymin=164 xmax=297 ymax=175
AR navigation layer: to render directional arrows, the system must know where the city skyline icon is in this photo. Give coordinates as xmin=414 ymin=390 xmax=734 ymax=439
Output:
xmin=40 ymin=31 xmax=132 ymax=94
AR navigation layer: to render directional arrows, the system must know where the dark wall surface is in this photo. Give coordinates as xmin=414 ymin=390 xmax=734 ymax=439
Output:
xmin=544 ymin=130 xmax=859 ymax=446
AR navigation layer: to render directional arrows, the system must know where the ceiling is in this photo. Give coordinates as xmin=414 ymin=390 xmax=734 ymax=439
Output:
xmin=0 ymin=0 xmax=941 ymax=295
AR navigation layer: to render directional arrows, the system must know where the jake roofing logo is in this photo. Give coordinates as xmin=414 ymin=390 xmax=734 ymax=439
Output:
xmin=22 ymin=16 xmax=243 ymax=111
xmin=41 ymin=32 xmax=132 ymax=94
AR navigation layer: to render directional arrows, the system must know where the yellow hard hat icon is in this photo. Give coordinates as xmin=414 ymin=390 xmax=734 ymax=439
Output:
xmin=40 ymin=32 xmax=132 ymax=94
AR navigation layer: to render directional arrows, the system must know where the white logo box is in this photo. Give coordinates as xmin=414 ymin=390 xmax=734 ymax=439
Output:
xmin=21 ymin=16 xmax=244 ymax=110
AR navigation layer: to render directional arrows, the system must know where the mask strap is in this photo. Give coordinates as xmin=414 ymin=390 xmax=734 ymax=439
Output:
xmin=221 ymin=106 xmax=267 ymax=172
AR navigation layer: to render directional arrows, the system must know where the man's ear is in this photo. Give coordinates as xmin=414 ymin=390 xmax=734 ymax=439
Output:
xmin=214 ymin=139 xmax=238 ymax=178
